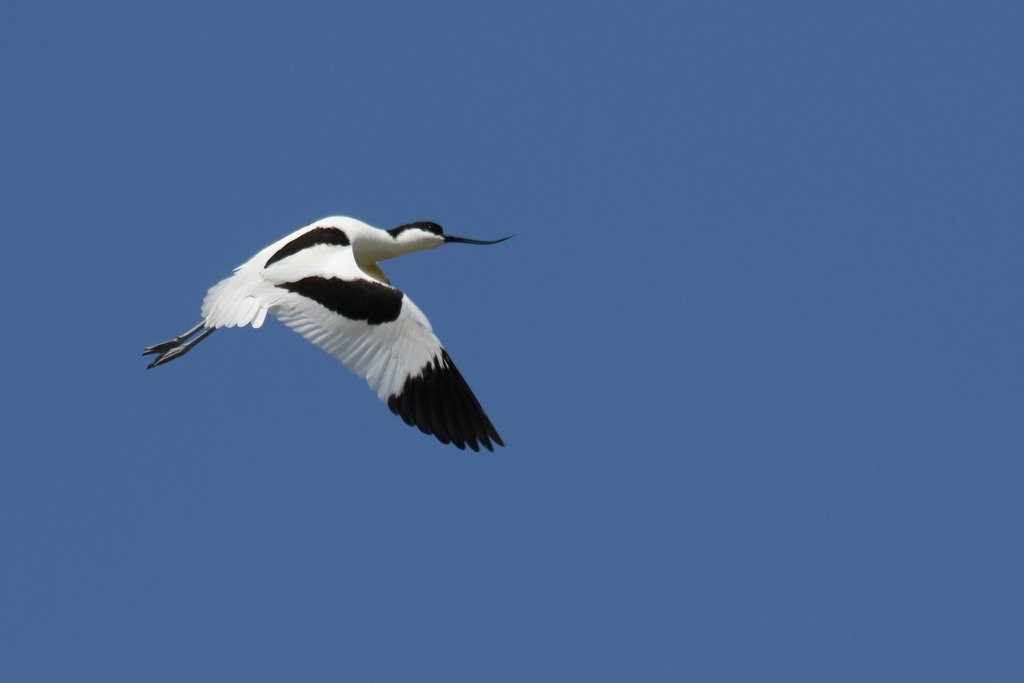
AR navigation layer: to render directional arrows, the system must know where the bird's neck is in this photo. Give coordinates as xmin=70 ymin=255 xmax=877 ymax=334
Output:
xmin=355 ymin=230 xmax=439 ymax=263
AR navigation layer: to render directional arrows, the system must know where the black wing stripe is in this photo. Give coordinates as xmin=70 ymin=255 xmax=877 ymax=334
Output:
xmin=265 ymin=227 xmax=351 ymax=267
xmin=277 ymin=277 xmax=403 ymax=325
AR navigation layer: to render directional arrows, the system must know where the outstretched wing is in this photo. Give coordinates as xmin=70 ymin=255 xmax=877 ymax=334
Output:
xmin=202 ymin=223 xmax=503 ymax=451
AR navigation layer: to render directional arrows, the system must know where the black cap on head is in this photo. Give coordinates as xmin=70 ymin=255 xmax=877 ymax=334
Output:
xmin=388 ymin=221 xmax=444 ymax=238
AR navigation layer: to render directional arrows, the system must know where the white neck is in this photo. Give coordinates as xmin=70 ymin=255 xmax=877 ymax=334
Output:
xmin=353 ymin=228 xmax=443 ymax=264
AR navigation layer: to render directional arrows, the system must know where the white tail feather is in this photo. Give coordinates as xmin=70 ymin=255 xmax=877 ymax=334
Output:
xmin=201 ymin=274 xmax=267 ymax=329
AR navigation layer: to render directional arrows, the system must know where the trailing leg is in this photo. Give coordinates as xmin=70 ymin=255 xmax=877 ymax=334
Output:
xmin=145 ymin=327 xmax=216 ymax=368
xmin=143 ymin=322 xmax=206 ymax=356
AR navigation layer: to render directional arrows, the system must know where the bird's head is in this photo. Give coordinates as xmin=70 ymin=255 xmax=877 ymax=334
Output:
xmin=387 ymin=221 xmax=512 ymax=253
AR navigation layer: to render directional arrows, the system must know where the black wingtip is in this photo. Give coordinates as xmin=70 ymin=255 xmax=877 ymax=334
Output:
xmin=387 ymin=350 xmax=503 ymax=452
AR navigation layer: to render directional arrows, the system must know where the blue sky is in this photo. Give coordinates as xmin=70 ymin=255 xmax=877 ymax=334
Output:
xmin=2 ymin=1 xmax=1023 ymax=679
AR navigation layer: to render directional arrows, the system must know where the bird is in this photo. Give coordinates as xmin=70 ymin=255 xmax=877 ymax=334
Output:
xmin=144 ymin=216 xmax=510 ymax=451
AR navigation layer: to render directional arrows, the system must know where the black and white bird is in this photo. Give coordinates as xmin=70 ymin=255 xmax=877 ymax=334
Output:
xmin=144 ymin=216 xmax=510 ymax=451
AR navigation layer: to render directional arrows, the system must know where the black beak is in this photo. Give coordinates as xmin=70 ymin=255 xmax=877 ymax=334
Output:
xmin=444 ymin=235 xmax=513 ymax=245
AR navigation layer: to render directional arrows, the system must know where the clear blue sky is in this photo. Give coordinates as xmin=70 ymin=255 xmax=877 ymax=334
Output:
xmin=2 ymin=1 xmax=1022 ymax=680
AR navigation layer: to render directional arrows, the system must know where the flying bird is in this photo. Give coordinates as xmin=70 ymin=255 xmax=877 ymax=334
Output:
xmin=144 ymin=216 xmax=510 ymax=451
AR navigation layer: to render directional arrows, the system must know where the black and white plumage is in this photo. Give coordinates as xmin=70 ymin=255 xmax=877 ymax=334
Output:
xmin=144 ymin=216 xmax=510 ymax=451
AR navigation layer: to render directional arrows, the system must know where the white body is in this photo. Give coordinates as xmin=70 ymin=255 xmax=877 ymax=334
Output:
xmin=201 ymin=216 xmax=443 ymax=402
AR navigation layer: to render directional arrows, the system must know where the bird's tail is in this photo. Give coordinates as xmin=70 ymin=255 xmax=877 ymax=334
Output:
xmin=201 ymin=274 xmax=269 ymax=329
